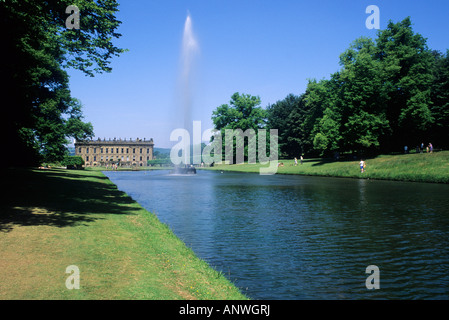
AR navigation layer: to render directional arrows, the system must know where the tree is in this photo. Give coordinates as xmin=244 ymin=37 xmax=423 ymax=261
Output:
xmin=430 ymin=50 xmax=449 ymax=149
xmin=284 ymin=94 xmax=312 ymax=157
xmin=302 ymin=79 xmax=335 ymax=156
xmin=312 ymin=106 xmax=342 ymax=156
xmin=307 ymin=18 xmax=436 ymax=156
xmin=1 ymin=0 xmax=126 ymax=166
xmin=215 ymin=18 xmax=447 ymax=158
xmin=267 ymin=94 xmax=305 ymax=158
xmin=333 ymin=37 xmax=390 ymax=155
xmin=213 ymin=92 xmax=266 ymax=131
xmin=62 ymin=155 xmax=85 ymax=169
xmin=376 ymin=17 xmax=434 ymax=150
xmin=211 ymin=92 xmax=267 ymax=162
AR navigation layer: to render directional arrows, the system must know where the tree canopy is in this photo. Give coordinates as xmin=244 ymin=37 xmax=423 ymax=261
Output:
xmin=1 ymin=0 xmax=126 ymax=165
xmin=212 ymin=18 xmax=448 ymax=159
xmin=263 ymin=17 xmax=449 ymax=158
xmin=211 ymin=92 xmax=267 ymax=162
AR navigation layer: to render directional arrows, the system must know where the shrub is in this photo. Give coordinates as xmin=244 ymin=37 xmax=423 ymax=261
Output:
xmin=62 ymin=156 xmax=85 ymax=170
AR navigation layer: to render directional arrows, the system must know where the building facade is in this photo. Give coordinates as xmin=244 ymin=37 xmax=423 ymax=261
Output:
xmin=75 ymin=137 xmax=154 ymax=167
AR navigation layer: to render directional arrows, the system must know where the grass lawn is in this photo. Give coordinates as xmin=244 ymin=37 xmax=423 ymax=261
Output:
xmin=0 ymin=168 xmax=247 ymax=300
xmin=204 ymin=151 xmax=449 ymax=183
xmin=87 ymin=166 xmax=173 ymax=171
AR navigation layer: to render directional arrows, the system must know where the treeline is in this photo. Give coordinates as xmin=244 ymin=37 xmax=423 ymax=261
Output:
xmin=266 ymin=17 xmax=449 ymax=158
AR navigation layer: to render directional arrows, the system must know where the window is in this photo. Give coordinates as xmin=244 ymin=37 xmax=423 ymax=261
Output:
xmin=86 ymin=156 xmax=89 ymax=161
xmin=111 ymin=148 xmax=113 ymax=154
xmin=116 ymin=148 xmax=119 ymax=154
xmin=94 ymin=156 xmax=97 ymax=161
xmin=86 ymin=147 xmax=89 ymax=154
xmin=140 ymin=156 xmax=142 ymax=161
xmin=78 ymin=148 xmax=81 ymax=154
xmin=133 ymin=148 xmax=136 ymax=154
xmin=93 ymin=148 xmax=97 ymax=154
xmin=121 ymin=148 xmax=124 ymax=154
xmin=106 ymin=148 xmax=108 ymax=154
xmin=126 ymin=148 xmax=129 ymax=154
xmin=100 ymin=148 xmax=103 ymax=154
xmin=147 ymin=148 xmax=150 ymax=154
xmin=140 ymin=148 xmax=142 ymax=154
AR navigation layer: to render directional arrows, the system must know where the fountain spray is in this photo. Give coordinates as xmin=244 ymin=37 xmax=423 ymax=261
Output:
xmin=180 ymin=12 xmax=199 ymax=165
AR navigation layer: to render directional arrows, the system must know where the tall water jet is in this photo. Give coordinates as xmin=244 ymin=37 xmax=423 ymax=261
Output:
xmin=179 ymin=12 xmax=199 ymax=165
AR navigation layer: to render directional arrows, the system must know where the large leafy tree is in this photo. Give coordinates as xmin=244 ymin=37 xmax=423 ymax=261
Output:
xmin=430 ymin=50 xmax=449 ymax=149
xmin=212 ymin=92 xmax=266 ymax=131
xmin=270 ymin=17 xmax=440 ymax=158
xmin=267 ymin=94 xmax=305 ymax=158
xmin=219 ymin=18 xmax=445 ymax=159
xmin=375 ymin=17 xmax=434 ymax=150
xmin=211 ymin=92 xmax=267 ymax=162
xmin=302 ymin=78 xmax=336 ymax=156
xmin=312 ymin=19 xmax=434 ymax=156
xmin=332 ymin=37 xmax=389 ymax=155
xmin=1 ymin=0 xmax=126 ymax=165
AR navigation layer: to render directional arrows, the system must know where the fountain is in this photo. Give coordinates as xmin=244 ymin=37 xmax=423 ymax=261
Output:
xmin=171 ymin=164 xmax=197 ymax=175
xmin=171 ymin=12 xmax=199 ymax=174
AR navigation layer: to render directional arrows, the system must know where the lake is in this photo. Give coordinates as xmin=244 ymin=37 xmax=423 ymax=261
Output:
xmin=103 ymin=170 xmax=449 ymax=299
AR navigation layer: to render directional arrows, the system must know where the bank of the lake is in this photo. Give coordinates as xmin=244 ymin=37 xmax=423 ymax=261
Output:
xmin=0 ymin=168 xmax=247 ymax=300
xmin=204 ymin=151 xmax=449 ymax=184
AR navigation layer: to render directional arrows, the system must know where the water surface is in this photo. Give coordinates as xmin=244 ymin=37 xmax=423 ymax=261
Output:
xmin=104 ymin=170 xmax=449 ymax=299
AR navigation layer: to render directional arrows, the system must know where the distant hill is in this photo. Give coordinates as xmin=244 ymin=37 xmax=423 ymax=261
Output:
xmin=154 ymin=147 xmax=171 ymax=155
xmin=67 ymin=146 xmax=76 ymax=156
xmin=153 ymin=144 xmax=206 ymax=161
xmin=153 ymin=147 xmax=171 ymax=159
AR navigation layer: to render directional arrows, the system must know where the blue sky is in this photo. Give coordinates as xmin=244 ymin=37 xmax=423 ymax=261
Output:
xmin=67 ymin=0 xmax=449 ymax=148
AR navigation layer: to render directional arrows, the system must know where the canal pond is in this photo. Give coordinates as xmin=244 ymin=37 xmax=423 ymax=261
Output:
xmin=103 ymin=170 xmax=449 ymax=299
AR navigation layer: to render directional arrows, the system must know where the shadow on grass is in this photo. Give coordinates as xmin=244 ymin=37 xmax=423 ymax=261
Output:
xmin=310 ymin=158 xmax=336 ymax=167
xmin=309 ymin=154 xmax=379 ymax=167
xmin=1 ymin=168 xmax=141 ymax=233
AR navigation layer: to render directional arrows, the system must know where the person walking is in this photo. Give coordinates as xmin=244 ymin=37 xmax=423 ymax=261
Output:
xmin=360 ymin=159 xmax=366 ymax=173
xmin=294 ymin=157 xmax=298 ymax=166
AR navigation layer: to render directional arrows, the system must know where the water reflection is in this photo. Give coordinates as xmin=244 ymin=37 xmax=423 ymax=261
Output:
xmin=104 ymin=170 xmax=449 ymax=299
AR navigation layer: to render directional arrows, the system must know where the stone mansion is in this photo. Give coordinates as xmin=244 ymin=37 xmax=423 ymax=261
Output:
xmin=75 ymin=137 xmax=154 ymax=167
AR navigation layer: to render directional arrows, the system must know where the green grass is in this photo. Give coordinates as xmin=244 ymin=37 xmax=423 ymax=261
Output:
xmin=203 ymin=151 xmax=449 ymax=183
xmin=0 ymin=168 xmax=247 ymax=300
xmin=85 ymin=166 xmax=173 ymax=171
